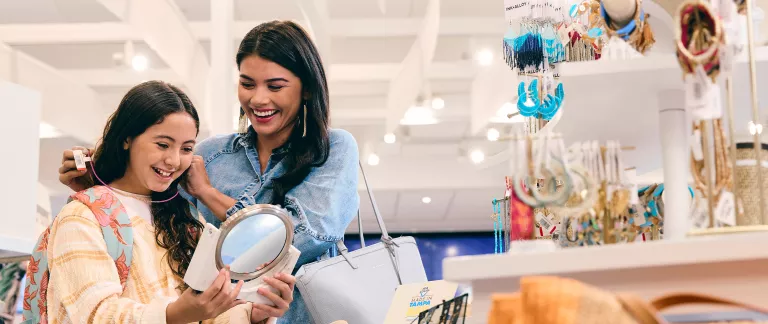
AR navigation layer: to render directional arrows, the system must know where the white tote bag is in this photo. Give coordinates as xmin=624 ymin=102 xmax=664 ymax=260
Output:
xmin=294 ymin=162 xmax=428 ymax=324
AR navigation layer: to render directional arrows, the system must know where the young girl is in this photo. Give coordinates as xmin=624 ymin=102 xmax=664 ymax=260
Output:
xmin=40 ymin=81 xmax=294 ymax=323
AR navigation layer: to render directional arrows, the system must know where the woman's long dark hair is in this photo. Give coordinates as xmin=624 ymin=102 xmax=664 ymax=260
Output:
xmin=91 ymin=81 xmax=203 ymax=286
xmin=236 ymin=20 xmax=331 ymax=205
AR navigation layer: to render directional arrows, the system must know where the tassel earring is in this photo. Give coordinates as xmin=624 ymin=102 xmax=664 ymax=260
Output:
xmin=237 ymin=107 xmax=249 ymax=134
xmin=302 ymin=104 xmax=307 ymax=138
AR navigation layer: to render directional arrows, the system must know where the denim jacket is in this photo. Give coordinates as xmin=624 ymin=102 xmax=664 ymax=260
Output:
xmin=181 ymin=128 xmax=360 ymax=323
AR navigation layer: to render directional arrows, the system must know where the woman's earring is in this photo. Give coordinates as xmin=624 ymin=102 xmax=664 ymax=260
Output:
xmin=237 ymin=107 xmax=248 ymax=134
xmin=302 ymin=104 xmax=307 ymax=138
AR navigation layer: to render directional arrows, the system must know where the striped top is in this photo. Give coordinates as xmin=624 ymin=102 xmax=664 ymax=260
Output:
xmin=45 ymin=196 xmax=252 ymax=324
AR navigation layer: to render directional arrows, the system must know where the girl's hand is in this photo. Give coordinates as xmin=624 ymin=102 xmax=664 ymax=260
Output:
xmin=250 ymin=273 xmax=297 ymax=323
xmin=167 ymin=268 xmax=245 ymax=324
xmin=58 ymin=147 xmax=95 ymax=192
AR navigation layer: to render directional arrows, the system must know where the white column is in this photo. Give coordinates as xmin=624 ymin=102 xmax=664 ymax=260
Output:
xmin=208 ymin=0 xmax=236 ymax=136
xmin=658 ymin=89 xmax=691 ymax=240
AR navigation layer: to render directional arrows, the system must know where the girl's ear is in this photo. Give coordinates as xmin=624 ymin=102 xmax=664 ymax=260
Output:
xmin=303 ymin=91 xmax=311 ymax=101
xmin=123 ymin=138 xmax=132 ymax=150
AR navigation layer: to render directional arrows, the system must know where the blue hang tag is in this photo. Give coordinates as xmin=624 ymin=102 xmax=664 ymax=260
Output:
xmin=588 ymin=28 xmax=603 ymax=38
xmin=569 ymin=4 xmax=579 ymax=17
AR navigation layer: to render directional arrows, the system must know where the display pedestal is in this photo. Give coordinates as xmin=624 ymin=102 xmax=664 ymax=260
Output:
xmin=444 ymin=232 xmax=768 ymax=323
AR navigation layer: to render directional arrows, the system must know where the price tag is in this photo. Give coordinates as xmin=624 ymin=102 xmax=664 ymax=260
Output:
xmin=543 ymin=73 xmax=555 ymax=94
xmin=685 ymin=77 xmax=708 ymax=112
xmin=535 ymin=211 xmax=553 ymax=233
xmin=720 ymin=45 xmax=734 ymax=76
xmin=632 ymin=207 xmax=646 ymax=226
xmin=719 ymin=0 xmax=737 ymax=22
xmin=715 ymin=191 xmax=736 ymax=226
xmin=691 ymin=129 xmax=705 ymax=161
xmin=625 ymin=168 xmax=640 ymax=204
xmin=691 ymin=197 xmax=710 ymax=229
xmin=504 ymin=0 xmax=530 ymax=21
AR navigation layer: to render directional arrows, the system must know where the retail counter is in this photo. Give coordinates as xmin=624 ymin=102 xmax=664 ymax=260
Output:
xmin=443 ymin=232 xmax=768 ymax=323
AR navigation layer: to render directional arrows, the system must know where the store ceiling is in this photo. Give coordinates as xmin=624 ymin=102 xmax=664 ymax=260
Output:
xmin=4 ymin=0 xmax=768 ymax=233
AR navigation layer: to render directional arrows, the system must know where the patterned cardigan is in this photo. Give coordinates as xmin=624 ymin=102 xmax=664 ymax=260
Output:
xmin=40 ymin=200 xmax=253 ymax=324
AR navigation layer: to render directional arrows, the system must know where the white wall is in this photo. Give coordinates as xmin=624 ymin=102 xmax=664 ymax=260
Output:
xmin=0 ymin=80 xmax=41 ymax=257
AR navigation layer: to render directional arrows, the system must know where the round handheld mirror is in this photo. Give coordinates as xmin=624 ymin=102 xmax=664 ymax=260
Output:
xmin=215 ymin=204 xmax=294 ymax=281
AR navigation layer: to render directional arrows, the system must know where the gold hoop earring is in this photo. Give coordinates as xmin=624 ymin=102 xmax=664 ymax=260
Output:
xmin=237 ymin=107 xmax=248 ymax=134
xmin=302 ymin=104 xmax=307 ymax=138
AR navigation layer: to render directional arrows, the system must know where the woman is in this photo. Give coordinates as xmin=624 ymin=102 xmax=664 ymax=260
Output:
xmin=47 ymin=81 xmax=294 ymax=323
xmin=59 ymin=21 xmax=360 ymax=322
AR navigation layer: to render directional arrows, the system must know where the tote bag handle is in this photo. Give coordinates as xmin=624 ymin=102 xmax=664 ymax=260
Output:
xmin=333 ymin=161 xmax=403 ymax=284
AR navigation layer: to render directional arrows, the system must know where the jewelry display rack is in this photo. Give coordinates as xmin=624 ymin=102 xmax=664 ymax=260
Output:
xmin=685 ymin=0 xmax=768 ymax=236
xmin=443 ymin=0 xmax=768 ymax=322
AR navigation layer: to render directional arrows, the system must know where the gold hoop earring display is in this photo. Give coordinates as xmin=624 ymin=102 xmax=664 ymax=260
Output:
xmin=302 ymin=104 xmax=307 ymax=138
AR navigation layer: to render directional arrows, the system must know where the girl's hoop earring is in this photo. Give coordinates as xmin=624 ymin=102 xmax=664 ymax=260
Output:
xmin=302 ymin=104 xmax=307 ymax=138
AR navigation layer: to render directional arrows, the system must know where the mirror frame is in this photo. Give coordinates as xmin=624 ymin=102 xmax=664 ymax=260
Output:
xmin=214 ymin=204 xmax=294 ymax=281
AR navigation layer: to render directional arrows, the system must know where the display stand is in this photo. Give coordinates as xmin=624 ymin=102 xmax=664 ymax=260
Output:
xmin=444 ymin=232 xmax=768 ymax=324
xmin=658 ymin=90 xmax=691 ymax=240
xmin=686 ymin=0 xmax=768 ymax=236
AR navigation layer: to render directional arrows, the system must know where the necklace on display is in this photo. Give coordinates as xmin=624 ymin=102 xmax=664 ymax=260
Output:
xmin=492 ymin=199 xmax=503 ymax=254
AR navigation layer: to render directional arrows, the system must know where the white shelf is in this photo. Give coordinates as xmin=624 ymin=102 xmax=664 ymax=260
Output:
xmin=443 ymin=232 xmax=768 ymax=324
xmin=558 ymin=45 xmax=768 ymax=77
xmin=444 ymin=232 xmax=768 ymax=282
xmin=0 ymin=235 xmax=34 ymax=263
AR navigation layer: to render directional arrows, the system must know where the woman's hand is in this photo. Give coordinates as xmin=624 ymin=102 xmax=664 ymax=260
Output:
xmin=166 ymin=268 xmax=245 ymax=324
xmin=250 ymin=273 xmax=297 ymax=323
xmin=181 ymin=155 xmax=214 ymax=200
xmin=58 ymin=146 xmax=95 ymax=192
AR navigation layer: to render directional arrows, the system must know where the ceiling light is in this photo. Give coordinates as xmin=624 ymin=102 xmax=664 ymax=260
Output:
xmin=475 ymin=49 xmax=494 ymax=66
xmin=431 ymin=97 xmax=445 ymax=110
xmin=422 ymin=197 xmax=432 ymax=204
xmin=400 ymin=106 xmax=437 ymax=125
xmin=749 ymin=121 xmax=763 ymax=135
xmin=131 ymin=55 xmax=148 ymax=71
xmin=470 ymin=150 xmax=485 ymax=164
xmin=367 ymin=153 xmax=380 ymax=166
xmin=384 ymin=133 xmax=396 ymax=144
xmin=39 ymin=122 xmax=61 ymax=139
xmin=487 ymin=128 xmax=500 ymax=141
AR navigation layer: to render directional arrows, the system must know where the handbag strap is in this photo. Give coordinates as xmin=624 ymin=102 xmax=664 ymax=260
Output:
xmin=616 ymin=294 xmax=666 ymax=324
xmin=618 ymin=292 xmax=768 ymax=324
xmin=651 ymin=292 xmax=768 ymax=314
xmin=358 ymin=160 xmax=392 ymax=239
xmin=331 ymin=161 xmax=403 ymax=284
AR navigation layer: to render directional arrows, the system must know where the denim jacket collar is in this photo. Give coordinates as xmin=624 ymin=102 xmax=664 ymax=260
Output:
xmin=237 ymin=127 xmax=292 ymax=156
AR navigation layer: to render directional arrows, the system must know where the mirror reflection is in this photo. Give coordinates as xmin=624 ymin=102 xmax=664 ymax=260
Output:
xmin=220 ymin=213 xmax=287 ymax=273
